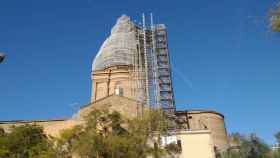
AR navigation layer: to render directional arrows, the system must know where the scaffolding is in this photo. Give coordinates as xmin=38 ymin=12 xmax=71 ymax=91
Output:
xmin=92 ymin=14 xmax=175 ymax=114
xmin=135 ymin=14 xmax=175 ymax=114
xmin=153 ymin=23 xmax=175 ymax=114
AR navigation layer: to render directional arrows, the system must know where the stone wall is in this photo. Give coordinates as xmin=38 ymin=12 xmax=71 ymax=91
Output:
xmin=177 ymin=130 xmax=215 ymax=158
xmin=0 ymin=119 xmax=82 ymax=137
xmin=91 ymin=65 xmax=135 ymax=102
xmin=80 ymin=95 xmax=145 ymax=120
xmin=0 ymin=95 xmax=145 ymax=137
xmin=176 ymin=110 xmax=229 ymax=152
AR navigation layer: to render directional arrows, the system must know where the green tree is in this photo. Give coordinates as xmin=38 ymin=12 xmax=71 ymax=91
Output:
xmin=57 ymin=108 xmax=179 ymax=158
xmin=272 ymin=150 xmax=280 ymax=158
xmin=0 ymin=127 xmax=9 ymax=157
xmin=223 ymin=133 xmax=270 ymax=158
xmin=0 ymin=125 xmax=57 ymax=158
xmin=270 ymin=4 xmax=280 ymax=32
xmin=272 ymin=131 xmax=280 ymax=158
xmin=221 ymin=151 xmax=242 ymax=158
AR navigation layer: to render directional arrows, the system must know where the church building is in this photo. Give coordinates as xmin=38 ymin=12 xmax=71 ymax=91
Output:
xmin=0 ymin=15 xmax=233 ymax=158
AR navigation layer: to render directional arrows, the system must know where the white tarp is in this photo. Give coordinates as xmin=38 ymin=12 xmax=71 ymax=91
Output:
xmin=92 ymin=15 xmax=138 ymax=71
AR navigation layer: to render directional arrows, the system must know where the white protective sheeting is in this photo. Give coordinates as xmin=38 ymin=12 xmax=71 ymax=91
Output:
xmin=92 ymin=15 xmax=138 ymax=71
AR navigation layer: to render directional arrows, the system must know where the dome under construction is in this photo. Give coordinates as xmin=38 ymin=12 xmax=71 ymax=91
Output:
xmin=92 ymin=15 xmax=138 ymax=71
xmin=91 ymin=14 xmax=175 ymax=114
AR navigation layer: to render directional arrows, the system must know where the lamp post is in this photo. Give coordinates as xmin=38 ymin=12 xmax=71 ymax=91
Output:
xmin=0 ymin=52 xmax=5 ymax=63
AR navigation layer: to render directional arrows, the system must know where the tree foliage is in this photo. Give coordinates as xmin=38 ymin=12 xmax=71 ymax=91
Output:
xmin=0 ymin=125 xmax=57 ymax=158
xmin=272 ymin=131 xmax=280 ymax=158
xmin=270 ymin=4 xmax=280 ymax=32
xmin=56 ymin=108 xmax=178 ymax=158
xmin=0 ymin=109 xmax=179 ymax=158
xmin=223 ymin=133 xmax=271 ymax=158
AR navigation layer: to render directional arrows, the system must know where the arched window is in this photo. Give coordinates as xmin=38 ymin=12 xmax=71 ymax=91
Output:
xmin=114 ymin=81 xmax=124 ymax=96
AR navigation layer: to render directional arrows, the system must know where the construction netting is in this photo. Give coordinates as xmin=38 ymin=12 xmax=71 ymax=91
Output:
xmin=92 ymin=15 xmax=138 ymax=71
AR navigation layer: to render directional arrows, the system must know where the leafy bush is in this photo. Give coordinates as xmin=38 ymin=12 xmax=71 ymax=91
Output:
xmin=0 ymin=125 xmax=57 ymax=158
xmin=56 ymin=108 xmax=177 ymax=158
xmin=223 ymin=133 xmax=271 ymax=158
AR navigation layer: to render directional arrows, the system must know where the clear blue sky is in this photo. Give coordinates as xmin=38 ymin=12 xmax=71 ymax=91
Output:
xmin=0 ymin=0 xmax=279 ymax=144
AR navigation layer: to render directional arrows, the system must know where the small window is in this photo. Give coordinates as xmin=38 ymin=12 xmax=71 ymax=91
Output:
xmin=115 ymin=82 xmax=124 ymax=96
